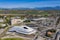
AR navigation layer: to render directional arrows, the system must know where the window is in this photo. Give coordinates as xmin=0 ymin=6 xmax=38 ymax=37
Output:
xmin=23 ymin=27 xmax=28 ymax=29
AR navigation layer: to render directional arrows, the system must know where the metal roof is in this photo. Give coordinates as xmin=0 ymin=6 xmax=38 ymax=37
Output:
xmin=9 ymin=25 xmax=37 ymax=34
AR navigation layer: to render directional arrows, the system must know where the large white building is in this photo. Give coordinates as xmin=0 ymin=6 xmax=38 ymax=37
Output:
xmin=9 ymin=25 xmax=37 ymax=35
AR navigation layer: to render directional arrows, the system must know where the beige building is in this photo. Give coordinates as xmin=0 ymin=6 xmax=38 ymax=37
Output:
xmin=11 ymin=18 xmax=24 ymax=25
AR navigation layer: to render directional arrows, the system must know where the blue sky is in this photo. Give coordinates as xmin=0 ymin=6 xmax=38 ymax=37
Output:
xmin=0 ymin=0 xmax=60 ymax=8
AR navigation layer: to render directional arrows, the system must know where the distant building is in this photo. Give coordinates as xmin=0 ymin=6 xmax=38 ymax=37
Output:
xmin=0 ymin=18 xmax=4 ymax=22
xmin=0 ymin=18 xmax=6 ymax=28
xmin=33 ymin=17 xmax=47 ymax=21
xmin=8 ymin=25 xmax=37 ymax=35
xmin=0 ymin=24 xmax=6 ymax=28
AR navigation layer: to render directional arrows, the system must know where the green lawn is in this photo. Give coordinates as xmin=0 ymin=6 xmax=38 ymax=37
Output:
xmin=1 ymin=38 xmax=24 ymax=40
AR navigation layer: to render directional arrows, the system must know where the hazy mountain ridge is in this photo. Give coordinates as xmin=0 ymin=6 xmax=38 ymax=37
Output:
xmin=0 ymin=6 xmax=60 ymax=10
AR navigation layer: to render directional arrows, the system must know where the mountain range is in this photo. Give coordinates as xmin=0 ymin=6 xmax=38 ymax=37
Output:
xmin=0 ymin=6 xmax=60 ymax=10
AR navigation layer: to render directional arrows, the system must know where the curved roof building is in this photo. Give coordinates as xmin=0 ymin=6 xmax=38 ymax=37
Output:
xmin=9 ymin=25 xmax=37 ymax=35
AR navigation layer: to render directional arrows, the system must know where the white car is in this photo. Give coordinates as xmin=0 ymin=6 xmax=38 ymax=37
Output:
xmin=9 ymin=25 xmax=37 ymax=35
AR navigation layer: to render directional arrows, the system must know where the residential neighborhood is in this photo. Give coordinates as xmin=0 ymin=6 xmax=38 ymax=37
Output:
xmin=0 ymin=14 xmax=60 ymax=40
xmin=0 ymin=0 xmax=60 ymax=40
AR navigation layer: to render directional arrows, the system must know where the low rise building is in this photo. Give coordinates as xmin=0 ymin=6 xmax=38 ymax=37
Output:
xmin=0 ymin=18 xmax=4 ymax=23
xmin=55 ymin=31 xmax=60 ymax=40
xmin=11 ymin=18 xmax=25 ymax=25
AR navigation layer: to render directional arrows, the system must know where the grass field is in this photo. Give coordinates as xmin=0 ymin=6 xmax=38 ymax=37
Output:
xmin=1 ymin=38 xmax=24 ymax=40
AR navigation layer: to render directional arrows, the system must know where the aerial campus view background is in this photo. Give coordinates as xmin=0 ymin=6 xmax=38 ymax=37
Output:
xmin=0 ymin=0 xmax=60 ymax=40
